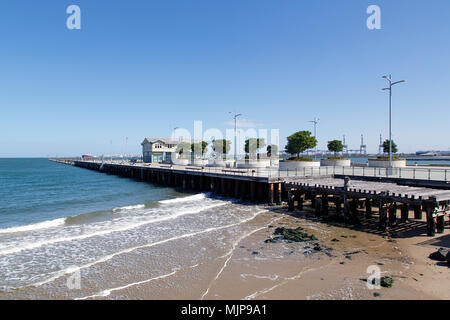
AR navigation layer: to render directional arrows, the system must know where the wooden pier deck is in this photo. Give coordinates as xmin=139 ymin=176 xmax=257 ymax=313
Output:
xmin=285 ymin=177 xmax=450 ymax=237
xmin=50 ymin=159 xmax=450 ymax=237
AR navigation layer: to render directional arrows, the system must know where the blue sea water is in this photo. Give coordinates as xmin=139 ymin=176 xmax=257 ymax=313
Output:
xmin=0 ymin=158 xmax=267 ymax=298
xmin=0 ymin=158 xmax=181 ymax=230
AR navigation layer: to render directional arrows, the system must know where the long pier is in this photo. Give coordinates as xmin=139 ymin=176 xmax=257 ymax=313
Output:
xmin=51 ymin=159 xmax=449 ymax=237
xmin=51 ymin=159 xmax=287 ymax=205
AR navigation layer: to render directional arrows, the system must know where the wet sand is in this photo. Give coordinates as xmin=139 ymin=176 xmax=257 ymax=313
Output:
xmin=101 ymin=206 xmax=449 ymax=300
xmin=203 ymin=209 xmax=450 ymax=300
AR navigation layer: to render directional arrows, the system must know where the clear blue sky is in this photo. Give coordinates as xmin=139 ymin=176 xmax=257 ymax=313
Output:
xmin=1 ymin=0 xmax=449 ymax=157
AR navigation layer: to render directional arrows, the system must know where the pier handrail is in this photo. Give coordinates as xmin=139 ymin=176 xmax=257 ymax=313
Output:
xmin=50 ymin=158 xmax=450 ymax=183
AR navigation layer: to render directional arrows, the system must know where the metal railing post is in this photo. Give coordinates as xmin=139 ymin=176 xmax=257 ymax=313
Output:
xmin=428 ymin=169 xmax=431 ymax=180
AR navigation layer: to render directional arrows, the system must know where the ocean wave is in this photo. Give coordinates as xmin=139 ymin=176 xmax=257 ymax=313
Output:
xmin=0 ymin=218 xmax=66 ymax=235
xmin=32 ymin=208 xmax=268 ymax=288
xmin=0 ymin=200 xmax=227 ymax=256
xmin=112 ymin=204 xmax=146 ymax=213
xmin=159 ymin=193 xmax=210 ymax=204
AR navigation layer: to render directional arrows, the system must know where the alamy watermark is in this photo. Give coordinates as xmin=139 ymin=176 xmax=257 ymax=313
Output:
xmin=66 ymin=265 xmax=81 ymax=290
xmin=367 ymin=5 xmax=381 ymax=30
xmin=366 ymin=265 xmax=381 ymax=289
xmin=66 ymin=5 xmax=81 ymax=30
xmin=66 ymin=5 xmax=381 ymax=31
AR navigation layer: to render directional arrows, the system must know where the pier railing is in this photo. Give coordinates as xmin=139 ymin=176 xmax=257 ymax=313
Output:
xmin=270 ymin=166 xmax=450 ymax=182
xmin=51 ymin=158 xmax=450 ymax=182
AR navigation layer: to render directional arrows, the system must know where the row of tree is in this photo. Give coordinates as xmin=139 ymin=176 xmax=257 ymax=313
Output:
xmin=176 ymin=132 xmax=398 ymax=159
xmin=284 ymin=131 xmax=398 ymax=158
xmin=176 ymin=139 xmax=279 ymax=159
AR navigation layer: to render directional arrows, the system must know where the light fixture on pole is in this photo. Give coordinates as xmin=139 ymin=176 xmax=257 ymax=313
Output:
xmin=382 ymin=75 xmax=405 ymax=168
xmin=229 ymin=111 xmax=242 ymax=164
xmin=308 ymin=117 xmax=319 ymax=158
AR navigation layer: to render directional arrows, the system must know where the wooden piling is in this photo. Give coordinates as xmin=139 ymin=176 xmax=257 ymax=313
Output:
xmin=414 ymin=205 xmax=423 ymax=220
xmin=275 ymin=183 xmax=282 ymax=205
xmin=268 ymin=184 xmax=274 ymax=206
xmin=425 ymin=205 xmax=436 ymax=236
xmin=400 ymin=204 xmax=409 ymax=223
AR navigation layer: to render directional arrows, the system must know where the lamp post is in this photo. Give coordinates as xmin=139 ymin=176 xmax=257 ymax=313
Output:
xmin=229 ymin=112 xmax=242 ymax=164
xmin=382 ymin=75 xmax=405 ymax=167
xmin=309 ymin=117 xmax=319 ymax=159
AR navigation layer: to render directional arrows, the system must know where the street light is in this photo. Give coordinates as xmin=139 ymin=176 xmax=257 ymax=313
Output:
xmin=382 ymin=74 xmax=405 ymax=167
xmin=309 ymin=117 xmax=319 ymax=158
xmin=229 ymin=111 xmax=242 ymax=164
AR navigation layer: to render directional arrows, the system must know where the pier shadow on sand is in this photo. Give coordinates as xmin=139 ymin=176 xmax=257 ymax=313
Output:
xmin=264 ymin=205 xmax=448 ymax=241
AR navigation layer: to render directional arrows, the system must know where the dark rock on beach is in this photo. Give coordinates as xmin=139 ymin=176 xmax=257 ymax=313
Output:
xmin=380 ymin=276 xmax=394 ymax=288
xmin=272 ymin=227 xmax=318 ymax=243
xmin=429 ymin=248 xmax=448 ymax=262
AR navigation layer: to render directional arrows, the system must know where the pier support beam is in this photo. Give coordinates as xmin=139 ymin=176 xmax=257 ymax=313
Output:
xmin=250 ymin=181 xmax=256 ymax=202
xmin=425 ymin=205 xmax=436 ymax=236
xmin=365 ymin=199 xmax=372 ymax=217
xmin=315 ymin=197 xmax=322 ymax=216
xmin=400 ymin=204 xmax=409 ymax=223
xmin=288 ymin=190 xmax=295 ymax=212
xmin=275 ymin=183 xmax=282 ymax=205
xmin=334 ymin=197 xmax=342 ymax=216
xmin=378 ymin=203 xmax=387 ymax=231
xmin=343 ymin=196 xmax=349 ymax=222
xmin=234 ymin=180 xmax=240 ymax=199
xmin=268 ymin=184 xmax=274 ymax=206
xmin=388 ymin=204 xmax=397 ymax=225
xmin=322 ymin=195 xmax=329 ymax=216
xmin=296 ymin=192 xmax=304 ymax=211
xmin=182 ymin=175 xmax=187 ymax=191
xmin=437 ymin=215 xmax=445 ymax=234
xmin=414 ymin=205 xmax=423 ymax=220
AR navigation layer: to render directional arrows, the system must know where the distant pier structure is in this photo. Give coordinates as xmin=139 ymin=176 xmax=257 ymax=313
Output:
xmin=50 ymin=158 xmax=449 ymax=237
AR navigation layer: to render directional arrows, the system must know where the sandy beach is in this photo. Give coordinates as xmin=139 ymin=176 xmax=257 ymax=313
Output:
xmin=202 ymin=208 xmax=450 ymax=300
xmin=85 ymin=204 xmax=449 ymax=300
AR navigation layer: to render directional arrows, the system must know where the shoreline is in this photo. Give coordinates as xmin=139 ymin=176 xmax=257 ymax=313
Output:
xmin=1 ymin=200 xmax=448 ymax=300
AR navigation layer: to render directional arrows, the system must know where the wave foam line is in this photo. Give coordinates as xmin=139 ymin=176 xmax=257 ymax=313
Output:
xmin=112 ymin=204 xmax=146 ymax=212
xmin=76 ymin=262 xmax=201 ymax=300
xmin=0 ymin=201 xmax=226 ymax=257
xmin=158 ymin=193 xmax=209 ymax=204
xmin=243 ymin=261 xmax=332 ymax=300
xmin=76 ymin=270 xmax=179 ymax=300
xmin=0 ymin=218 xmax=66 ymax=235
xmin=200 ymin=215 xmax=283 ymax=300
xmin=32 ymin=209 xmax=267 ymax=288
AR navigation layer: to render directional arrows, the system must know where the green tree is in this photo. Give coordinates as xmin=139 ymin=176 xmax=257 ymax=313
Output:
xmin=176 ymin=142 xmax=191 ymax=158
xmin=191 ymin=141 xmax=208 ymax=158
xmin=267 ymin=144 xmax=279 ymax=157
xmin=212 ymin=139 xmax=231 ymax=159
xmin=383 ymin=140 xmax=398 ymax=154
xmin=327 ymin=140 xmax=344 ymax=155
xmin=244 ymin=138 xmax=266 ymax=159
xmin=285 ymin=131 xmax=317 ymax=158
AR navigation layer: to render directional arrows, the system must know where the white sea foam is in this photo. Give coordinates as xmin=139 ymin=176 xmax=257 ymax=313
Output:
xmin=0 ymin=218 xmax=66 ymax=235
xmin=159 ymin=193 xmax=209 ymax=204
xmin=112 ymin=204 xmax=146 ymax=212
xmin=76 ymin=269 xmax=179 ymax=300
xmin=0 ymin=200 xmax=227 ymax=256
xmin=32 ymin=209 xmax=268 ymax=288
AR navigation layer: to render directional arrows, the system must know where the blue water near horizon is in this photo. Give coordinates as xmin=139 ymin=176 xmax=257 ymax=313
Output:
xmin=0 ymin=158 xmax=182 ymax=230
